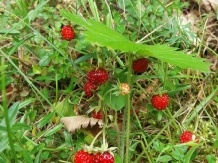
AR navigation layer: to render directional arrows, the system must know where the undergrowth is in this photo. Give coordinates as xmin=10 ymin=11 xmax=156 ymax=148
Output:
xmin=0 ymin=0 xmax=218 ymax=163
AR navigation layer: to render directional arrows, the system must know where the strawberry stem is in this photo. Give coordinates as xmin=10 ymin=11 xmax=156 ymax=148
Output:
xmin=125 ymin=54 xmax=133 ymax=162
xmin=89 ymin=129 xmax=103 ymax=149
xmin=163 ymin=63 xmax=168 ymax=91
xmin=165 ymin=108 xmax=179 ymax=130
xmin=102 ymin=123 xmax=106 ymax=151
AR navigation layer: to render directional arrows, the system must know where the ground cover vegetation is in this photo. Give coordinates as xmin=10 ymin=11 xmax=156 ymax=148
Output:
xmin=0 ymin=0 xmax=218 ymax=162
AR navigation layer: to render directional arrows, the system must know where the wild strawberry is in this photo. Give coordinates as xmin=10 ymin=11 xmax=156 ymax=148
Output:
xmin=132 ymin=58 xmax=149 ymax=73
xmin=92 ymin=153 xmax=101 ymax=163
xmin=151 ymin=94 xmax=169 ymax=110
xmin=180 ymin=131 xmax=197 ymax=149
xmin=61 ymin=25 xmax=75 ymax=41
xmin=120 ymin=83 xmax=130 ymax=95
xmin=92 ymin=110 xmax=102 ymax=119
xmin=180 ymin=131 xmax=196 ymax=143
xmin=74 ymin=150 xmax=93 ymax=163
xmin=99 ymin=152 xmax=114 ymax=163
xmin=84 ymin=81 xmax=97 ymax=97
xmin=88 ymin=68 xmax=108 ymax=85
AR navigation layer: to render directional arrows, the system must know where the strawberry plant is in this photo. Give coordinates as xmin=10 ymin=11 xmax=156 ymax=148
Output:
xmin=1 ymin=0 xmax=218 ymax=163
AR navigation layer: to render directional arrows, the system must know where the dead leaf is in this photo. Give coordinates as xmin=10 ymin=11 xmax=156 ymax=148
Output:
xmin=201 ymin=0 xmax=218 ymax=12
xmin=206 ymin=55 xmax=218 ymax=72
xmin=60 ymin=116 xmax=104 ymax=133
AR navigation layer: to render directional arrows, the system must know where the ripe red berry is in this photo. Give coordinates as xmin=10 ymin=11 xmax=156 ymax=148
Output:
xmin=99 ymin=152 xmax=114 ymax=163
xmin=74 ymin=150 xmax=93 ymax=163
xmin=61 ymin=25 xmax=75 ymax=41
xmin=151 ymin=94 xmax=169 ymax=110
xmin=180 ymin=131 xmax=196 ymax=143
xmin=92 ymin=153 xmax=101 ymax=163
xmin=180 ymin=131 xmax=197 ymax=149
xmin=84 ymin=81 xmax=97 ymax=97
xmin=92 ymin=110 xmax=102 ymax=119
xmin=88 ymin=68 xmax=108 ymax=85
xmin=132 ymin=58 xmax=149 ymax=73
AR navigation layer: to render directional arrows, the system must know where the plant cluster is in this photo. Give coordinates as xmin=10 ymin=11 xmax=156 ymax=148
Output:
xmin=58 ymin=22 xmax=200 ymax=162
xmin=0 ymin=0 xmax=217 ymax=163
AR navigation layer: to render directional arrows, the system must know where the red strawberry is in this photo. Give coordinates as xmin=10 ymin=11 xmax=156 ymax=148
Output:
xmin=84 ymin=81 xmax=97 ymax=97
xmin=99 ymin=152 xmax=114 ymax=163
xmin=74 ymin=150 xmax=93 ymax=163
xmin=132 ymin=58 xmax=149 ymax=73
xmin=92 ymin=153 xmax=101 ymax=163
xmin=180 ymin=131 xmax=197 ymax=149
xmin=92 ymin=110 xmax=102 ymax=119
xmin=151 ymin=94 xmax=169 ymax=110
xmin=88 ymin=68 xmax=108 ymax=85
xmin=180 ymin=131 xmax=196 ymax=143
xmin=61 ymin=25 xmax=75 ymax=41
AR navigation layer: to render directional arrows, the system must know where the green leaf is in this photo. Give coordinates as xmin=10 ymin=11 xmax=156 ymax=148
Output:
xmin=39 ymin=55 xmax=50 ymax=66
xmin=85 ymin=134 xmax=94 ymax=145
xmin=0 ymin=75 xmax=13 ymax=88
xmin=11 ymin=123 xmax=31 ymax=130
xmin=0 ymin=102 xmax=19 ymax=127
xmin=32 ymin=65 xmax=42 ymax=74
xmin=41 ymin=151 xmax=49 ymax=160
xmin=153 ymin=140 xmax=165 ymax=152
xmin=60 ymin=10 xmax=210 ymax=72
xmin=0 ymin=100 xmax=35 ymax=153
xmin=0 ymin=29 xmax=20 ymax=35
xmin=55 ymin=98 xmax=76 ymax=117
xmin=27 ymin=0 xmax=50 ymax=22
xmin=137 ymin=44 xmax=209 ymax=72
xmin=115 ymin=155 xmax=122 ymax=163
xmin=157 ymin=155 xmax=172 ymax=162
xmin=60 ymin=151 xmax=69 ymax=159
xmin=0 ymin=157 xmax=6 ymax=163
xmin=104 ymin=93 xmax=126 ymax=111
xmin=74 ymin=53 xmax=96 ymax=64
xmin=34 ymin=76 xmax=54 ymax=81
xmin=206 ymin=155 xmax=217 ymax=163
xmin=37 ymin=112 xmax=55 ymax=128
xmin=0 ymin=135 xmax=9 ymax=153
xmin=27 ymin=110 xmax=37 ymax=123
xmin=0 ymin=125 xmax=7 ymax=132
xmin=31 ymin=143 xmax=45 ymax=155
xmin=98 ymin=82 xmax=126 ymax=111
xmin=34 ymin=150 xmax=42 ymax=163
xmin=171 ymin=146 xmax=186 ymax=161
xmin=0 ymin=65 xmax=8 ymax=71
xmin=184 ymin=145 xmax=199 ymax=163
xmin=19 ymin=98 xmax=36 ymax=109
xmin=22 ymin=150 xmax=33 ymax=163
xmin=44 ymin=124 xmax=63 ymax=137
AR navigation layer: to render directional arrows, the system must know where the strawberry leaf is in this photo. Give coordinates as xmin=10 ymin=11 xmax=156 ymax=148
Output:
xmin=60 ymin=9 xmax=210 ymax=72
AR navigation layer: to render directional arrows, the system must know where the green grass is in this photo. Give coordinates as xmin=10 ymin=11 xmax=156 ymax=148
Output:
xmin=0 ymin=0 xmax=218 ymax=162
